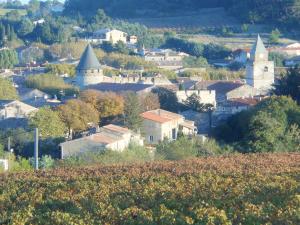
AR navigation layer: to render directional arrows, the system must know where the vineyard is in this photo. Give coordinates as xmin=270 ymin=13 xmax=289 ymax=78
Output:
xmin=0 ymin=153 xmax=299 ymax=224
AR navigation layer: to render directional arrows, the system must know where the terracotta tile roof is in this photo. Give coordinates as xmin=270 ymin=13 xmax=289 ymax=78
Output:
xmin=141 ymin=109 xmax=182 ymax=124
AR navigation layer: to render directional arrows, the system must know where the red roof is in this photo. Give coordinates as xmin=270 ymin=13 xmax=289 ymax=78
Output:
xmin=141 ymin=109 xmax=182 ymax=124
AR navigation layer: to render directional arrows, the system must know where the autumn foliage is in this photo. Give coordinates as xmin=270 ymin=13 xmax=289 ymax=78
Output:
xmin=0 ymin=153 xmax=299 ymax=224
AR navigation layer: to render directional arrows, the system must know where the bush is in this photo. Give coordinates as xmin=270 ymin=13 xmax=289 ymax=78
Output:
xmin=156 ymin=136 xmax=225 ymax=160
xmin=60 ymin=144 xmax=151 ymax=167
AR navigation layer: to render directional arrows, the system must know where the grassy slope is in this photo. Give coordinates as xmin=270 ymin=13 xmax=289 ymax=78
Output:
xmin=0 ymin=153 xmax=299 ymax=224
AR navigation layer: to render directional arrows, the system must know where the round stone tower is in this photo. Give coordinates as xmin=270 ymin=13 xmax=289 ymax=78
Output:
xmin=76 ymin=44 xmax=103 ymax=89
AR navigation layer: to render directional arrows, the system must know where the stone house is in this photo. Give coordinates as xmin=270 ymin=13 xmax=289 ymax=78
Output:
xmin=176 ymin=89 xmax=216 ymax=107
xmin=212 ymin=97 xmax=260 ymax=125
xmin=140 ymin=109 xmax=197 ymax=144
xmin=59 ymin=124 xmax=143 ymax=159
xmin=0 ymin=100 xmax=38 ymax=120
xmin=194 ymin=80 xmax=259 ymax=103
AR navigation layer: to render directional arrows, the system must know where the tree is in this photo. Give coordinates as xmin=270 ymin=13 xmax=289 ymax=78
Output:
xmin=80 ymin=90 xmax=124 ymax=123
xmin=29 ymin=107 xmax=67 ymax=139
xmin=0 ymin=49 xmax=19 ymax=69
xmin=213 ymin=96 xmax=300 ymax=153
xmin=0 ymin=78 xmax=18 ymax=100
xmin=139 ymin=93 xmax=160 ymax=112
xmin=152 ymin=87 xmax=179 ymax=112
xmin=247 ymin=111 xmax=286 ymax=152
xmin=124 ymin=92 xmax=142 ymax=131
xmin=269 ymin=29 xmax=281 ymax=44
xmin=58 ymin=99 xmax=99 ymax=136
xmin=274 ymin=67 xmax=300 ymax=104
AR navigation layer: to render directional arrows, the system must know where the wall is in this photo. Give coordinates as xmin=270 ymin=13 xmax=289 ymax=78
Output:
xmin=76 ymin=69 xmax=104 ymax=88
xmin=176 ymin=89 xmax=216 ymax=106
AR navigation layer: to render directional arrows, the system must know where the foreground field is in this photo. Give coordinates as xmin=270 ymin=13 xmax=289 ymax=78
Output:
xmin=0 ymin=153 xmax=299 ymax=224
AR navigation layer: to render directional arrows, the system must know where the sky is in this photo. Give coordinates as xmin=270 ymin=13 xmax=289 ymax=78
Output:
xmin=2 ymin=0 xmax=65 ymax=4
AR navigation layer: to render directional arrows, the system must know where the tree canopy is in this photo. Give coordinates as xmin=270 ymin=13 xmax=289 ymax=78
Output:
xmin=0 ymin=78 xmax=18 ymax=100
xmin=213 ymin=96 xmax=300 ymax=153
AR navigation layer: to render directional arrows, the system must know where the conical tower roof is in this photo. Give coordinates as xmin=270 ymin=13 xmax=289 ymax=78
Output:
xmin=251 ymin=34 xmax=267 ymax=56
xmin=77 ymin=44 xmax=101 ymax=70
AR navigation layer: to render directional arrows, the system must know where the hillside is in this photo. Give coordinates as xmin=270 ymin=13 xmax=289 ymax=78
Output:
xmin=1 ymin=153 xmax=299 ymax=224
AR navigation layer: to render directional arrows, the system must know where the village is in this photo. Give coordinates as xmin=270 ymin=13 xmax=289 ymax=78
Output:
xmin=0 ymin=28 xmax=284 ymax=166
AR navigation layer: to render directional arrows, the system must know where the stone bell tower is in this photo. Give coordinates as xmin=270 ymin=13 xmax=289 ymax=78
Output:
xmin=246 ymin=34 xmax=274 ymax=93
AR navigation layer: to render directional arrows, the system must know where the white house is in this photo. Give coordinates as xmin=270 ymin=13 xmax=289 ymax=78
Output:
xmin=176 ymin=89 xmax=216 ymax=107
xmin=92 ymin=29 xmax=127 ymax=44
xmin=59 ymin=124 xmax=143 ymax=158
xmin=141 ymin=109 xmax=197 ymax=144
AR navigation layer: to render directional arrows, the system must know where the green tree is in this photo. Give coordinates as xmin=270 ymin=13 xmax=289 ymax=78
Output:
xmin=124 ymin=92 xmax=142 ymax=131
xmin=0 ymin=49 xmax=19 ymax=69
xmin=18 ymin=18 xmax=34 ymax=37
xmin=29 ymin=106 xmax=67 ymax=139
xmin=269 ymin=29 xmax=281 ymax=44
xmin=0 ymin=78 xmax=18 ymax=100
xmin=247 ymin=111 xmax=286 ymax=152
xmin=152 ymin=87 xmax=179 ymax=112
xmin=274 ymin=67 xmax=300 ymax=104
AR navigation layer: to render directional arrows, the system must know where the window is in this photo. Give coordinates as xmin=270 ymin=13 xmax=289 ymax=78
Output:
xmin=149 ymin=136 xmax=154 ymax=142
xmin=172 ymin=128 xmax=176 ymax=140
xmin=264 ymin=66 xmax=268 ymax=72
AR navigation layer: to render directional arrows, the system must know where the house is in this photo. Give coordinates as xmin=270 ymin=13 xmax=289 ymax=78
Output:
xmin=213 ymin=97 xmax=261 ymax=125
xmin=194 ymin=80 xmax=259 ymax=103
xmin=33 ymin=19 xmax=45 ymax=26
xmin=180 ymin=109 xmax=211 ymax=135
xmin=18 ymin=88 xmax=61 ymax=108
xmin=0 ymin=100 xmax=38 ymax=120
xmin=140 ymin=109 xmax=197 ymax=144
xmin=176 ymin=89 xmax=216 ymax=107
xmin=144 ymin=49 xmax=188 ymax=70
xmin=59 ymin=124 xmax=143 ymax=158
xmin=270 ymin=43 xmax=300 ymax=57
xmin=92 ymin=29 xmax=127 ymax=44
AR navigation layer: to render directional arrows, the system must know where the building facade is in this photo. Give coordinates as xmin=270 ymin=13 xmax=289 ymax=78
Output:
xmin=141 ymin=109 xmax=197 ymax=144
xmin=59 ymin=124 xmax=143 ymax=158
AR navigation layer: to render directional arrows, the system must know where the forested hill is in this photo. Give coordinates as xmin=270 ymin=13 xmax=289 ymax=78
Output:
xmin=64 ymin=0 xmax=300 ymax=28
xmin=64 ymin=0 xmax=226 ymax=18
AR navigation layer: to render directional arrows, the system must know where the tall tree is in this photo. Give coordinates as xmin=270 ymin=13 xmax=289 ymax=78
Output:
xmin=124 ymin=92 xmax=142 ymax=131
